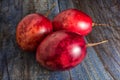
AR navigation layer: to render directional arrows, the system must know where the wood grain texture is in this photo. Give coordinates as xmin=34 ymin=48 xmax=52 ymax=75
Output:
xmin=0 ymin=0 xmax=120 ymax=80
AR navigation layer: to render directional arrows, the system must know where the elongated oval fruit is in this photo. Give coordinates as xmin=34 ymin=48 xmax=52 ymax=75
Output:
xmin=16 ymin=13 xmax=52 ymax=51
xmin=36 ymin=30 xmax=86 ymax=70
xmin=52 ymin=9 xmax=92 ymax=35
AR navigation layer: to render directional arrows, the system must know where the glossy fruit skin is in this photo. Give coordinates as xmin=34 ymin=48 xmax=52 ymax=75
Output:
xmin=36 ymin=30 xmax=86 ymax=70
xmin=52 ymin=9 xmax=92 ymax=35
xmin=16 ymin=13 xmax=52 ymax=51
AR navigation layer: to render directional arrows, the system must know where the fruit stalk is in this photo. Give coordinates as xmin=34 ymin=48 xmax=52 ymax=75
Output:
xmin=45 ymin=3 xmax=56 ymax=17
xmin=92 ymin=23 xmax=109 ymax=27
xmin=86 ymin=40 xmax=108 ymax=47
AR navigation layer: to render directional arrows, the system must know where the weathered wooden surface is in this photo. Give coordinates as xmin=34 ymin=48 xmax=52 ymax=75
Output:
xmin=0 ymin=0 xmax=120 ymax=80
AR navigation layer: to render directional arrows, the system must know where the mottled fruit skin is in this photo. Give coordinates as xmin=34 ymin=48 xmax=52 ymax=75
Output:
xmin=36 ymin=30 xmax=86 ymax=70
xmin=16 ymin=13 xmax=52 ymax=51
xmin=52 ymin=9 xmax=92 ymax=35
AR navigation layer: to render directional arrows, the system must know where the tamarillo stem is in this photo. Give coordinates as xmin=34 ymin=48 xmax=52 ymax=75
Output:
xmin=92 ymin=23 xmax=109 ymax=27
xmin=45 ymin=3 xmax=56 ymax=17
xmin=86 ymin=40 xmax=108 ymax=47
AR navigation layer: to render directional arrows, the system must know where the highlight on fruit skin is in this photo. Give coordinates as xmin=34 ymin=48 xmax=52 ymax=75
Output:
xmin=16 ymin=13 xmax=52 ymax=52
xmin=36 ymin=30 xmax=86 ymax=70
xmin=52 ymin=8 xmax=92 ymax=36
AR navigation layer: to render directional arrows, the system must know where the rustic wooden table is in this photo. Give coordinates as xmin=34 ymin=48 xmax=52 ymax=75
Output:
xmin=0 ymin=0 xmax=120 ymax=80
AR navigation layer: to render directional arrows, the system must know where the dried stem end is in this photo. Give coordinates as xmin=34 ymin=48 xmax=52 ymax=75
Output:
xmin=45 ymin=3 xmax=56 ymax=17
xmin=86 ymin=40 xmax=108 ymax=47
xmin=92 ymin=23 xmax=109 ymax=27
